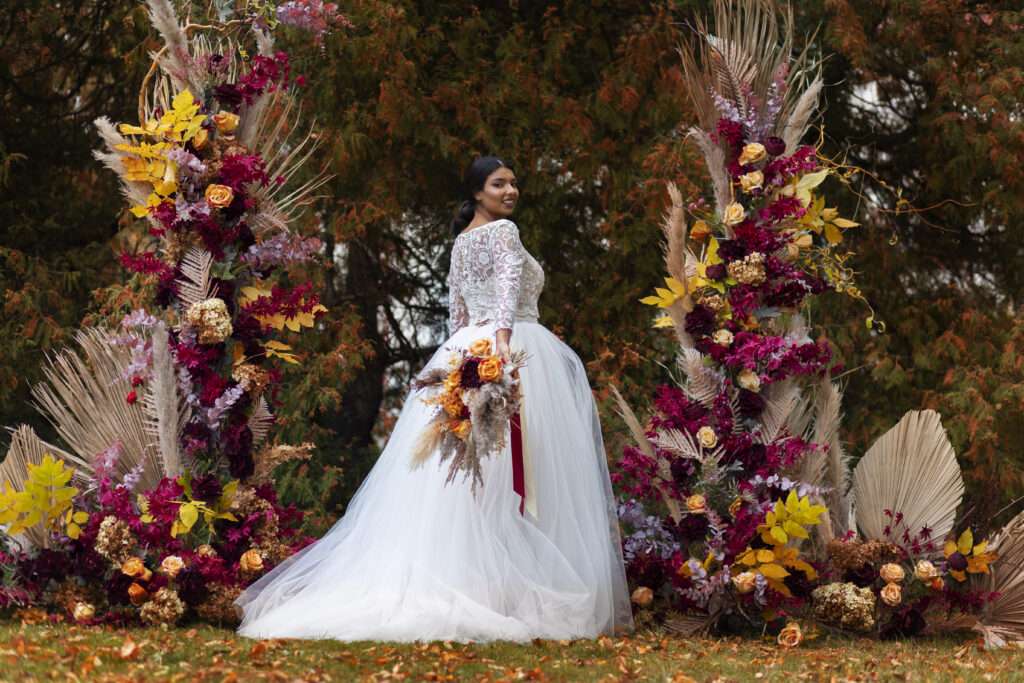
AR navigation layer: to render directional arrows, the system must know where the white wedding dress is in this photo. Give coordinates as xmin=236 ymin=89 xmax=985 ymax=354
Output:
xmin=236 ymin=219 xmax=633 ymax=642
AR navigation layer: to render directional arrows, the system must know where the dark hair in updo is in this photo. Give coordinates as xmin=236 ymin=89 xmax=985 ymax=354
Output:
xmin=450 ymin=156 xmax=513 ymax=237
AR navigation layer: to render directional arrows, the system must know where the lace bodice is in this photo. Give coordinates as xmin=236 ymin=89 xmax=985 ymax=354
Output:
xmin=447 ymin=220 xmax=545 ymax=333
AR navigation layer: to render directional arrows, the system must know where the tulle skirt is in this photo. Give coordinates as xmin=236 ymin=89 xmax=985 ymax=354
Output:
xmin=235 ymin=320 xmax=634 ymax=642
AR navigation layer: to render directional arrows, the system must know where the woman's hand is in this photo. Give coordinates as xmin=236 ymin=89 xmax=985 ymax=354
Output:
xmin=495 ymin=328 xmax=512 ymax=362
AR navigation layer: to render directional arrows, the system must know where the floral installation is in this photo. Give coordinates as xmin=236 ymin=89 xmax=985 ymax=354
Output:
xmin=410 ymin=338 xmax=528 ymax=490
xmin=0 ymin=0 xmax=344 ymax=625
xmin=615 ymin=0 xmax=1021 ymax=647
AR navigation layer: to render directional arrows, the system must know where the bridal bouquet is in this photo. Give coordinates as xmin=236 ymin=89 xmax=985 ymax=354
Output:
xmin=411 ymin=339 xmax=527 ymax=490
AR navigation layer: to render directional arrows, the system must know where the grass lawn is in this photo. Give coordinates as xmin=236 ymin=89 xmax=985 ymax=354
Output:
xmin=0 ymin=620 xmax=1018 ymax=681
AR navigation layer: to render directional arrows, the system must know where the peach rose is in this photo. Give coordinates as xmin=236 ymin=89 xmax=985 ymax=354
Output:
xmin=689 ymin=220 xmax=711 ymax=242
xmin=686 ymin=494 xmax=707 ymax=514
xmin=722 ymin=202 xmax=746 ymax=226
xmin=732 ymin=571 xmax=757 ymax=594
xmin=739 ymin=142 xmax=767 ymax=166
xmin=205 ymin=183 xmax=234 ymax=208
xmin=739 ymin=170 xmax=764 ymax=193
xmin=880 ymin=582 xmax=902 ymax=607
xmin=72 ymin=602 xmax=95 ymax=622
xmin=212 ymin=111 xmax=239 ymax=133
xmin=880 ymin=563 xmax=905 ymax=584
xmin=914 ymin=560 xmax=939 ymax=581
xmin=631 ymin=586 xmax=654 ymax=607
xmin=196 ymin=544 xmax=217 ymax=558
xmin=160 ymin=555 xmax=185 ymax=579
xmin=477 ymin=356 xmax=504 ymax=382
xmin=240 ymin=549 xmax=264 ymax=574
xmin=128 ymin=582 xmax=149 ymax=606
xmin=737 ymin=368 xmax=761 ymax=393
xmin=712 ymin=329 xmax=734 ymax=347
xmin=696 ymin=426 xmax=718 ymax=449
xmin=468 ymin=339 xmax=493 ymax=357
xmin=777 ymin=621 xmax=803 ymax=648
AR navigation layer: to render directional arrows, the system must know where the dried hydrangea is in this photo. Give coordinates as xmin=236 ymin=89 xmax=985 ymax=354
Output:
xmin=811 ymin=582 xmax=877 ymax=632
xmin=184 ymin=298 xmax=233 ymax=344
xmin=139 ymin=587 xmax=185 ymax=625
xmin=826 ymin=539 xmax=901 ymax=574
xmin=232 ymin=363 xmax=270 ymax=395
xmin=94 ymin=516 xmax=135 ymax=565
xmin=726 ymin=252 xmax=767 ymax=286
xmin=195 ymin=584 xmax=243 ymax=626
xmin=697 ymin=292 xmax=726 ymax=312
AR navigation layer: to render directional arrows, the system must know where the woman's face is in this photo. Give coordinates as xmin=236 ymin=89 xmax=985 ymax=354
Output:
xmin=474 ymin=167 xmax=519 ymax=219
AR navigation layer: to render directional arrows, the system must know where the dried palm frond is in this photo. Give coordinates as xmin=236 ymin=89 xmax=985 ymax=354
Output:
xmin=654 ymin=428 xmax=703 ymax=461
xmin=664 ymin=610 xmax=720 ymax=636
xmin=142 ymin=323 xmax=187 ymax=478
xmin=758 ymin=379 xmax=801 ymax=445
xmin=973 ymin=510 xmax=1024 ymax=648
xmin=851 ymin=410 xmax=964 ymax=553
xmin=176 ymin=247 xmax=218 ymax=309
xmin=31 ymin=328 xmax=164 ymax=492
xmin=0 ymin=425 xmax=81 ymax=549
xmin=676 ymin=348 xmax=723 ymax=409
xmin=247 ymin=397 xmax=275 ymax=448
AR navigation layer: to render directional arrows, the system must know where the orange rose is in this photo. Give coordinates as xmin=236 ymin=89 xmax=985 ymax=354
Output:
xmin=205 ymin=183 xmax=234 ymax=208
xmin=442 ymin=394 xmax=465 ymax=418
xmin=121 ymin=557 xmax=147 ymax=578
xmin=212 ymin=111 xmax=239 ymax=133
xmin=468 ymin=339 xmax=493 ymax=357
xmin=443 ymin=369 xmax=462 ymax=393
xmin=128 ymin=582 xmax=149 ymax=606
xmin=477 ymin=356 xmax=504 ymax=382
xmin=689 ymin=219 xmax=711 ymax=241
xmin=777 ymin=622 xmax=802 ymax=648
xmin=685 ymin=494 xmax=707 ymax=514
xmin=192 ymin=127 xmax=209 ymax=150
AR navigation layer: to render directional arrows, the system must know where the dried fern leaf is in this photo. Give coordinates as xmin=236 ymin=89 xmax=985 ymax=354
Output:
xmin=676 ymin=348 xmax=722 ymax=409
xmin=176 ymin=247 xmax=217 ymax=308
xmin=248 ymin=397 xmax=275 ymax=448
xmin=852 ymin=410 xmax=964 ymax=552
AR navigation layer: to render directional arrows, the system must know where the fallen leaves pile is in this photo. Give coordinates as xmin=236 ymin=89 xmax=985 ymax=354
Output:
xmin=0 ymin=619 xmax=1019 ymax=682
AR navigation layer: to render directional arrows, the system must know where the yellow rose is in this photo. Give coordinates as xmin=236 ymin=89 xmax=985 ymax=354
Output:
xmin=879 ymin=563 xmax=905 ymax=583
xmin=731 ymin=571 xmax=757 ymax=594
xmin=121 ymin=557 xmax=147 ymax=578
xmin=737 ymin=368 xmax=761 ymax=393
xmin=630 ymin=586 xmax=654 ymax=607
xmin=128 ymin=582 xmax=149 ymax=606
xmin=712 ymin=329 xmax=734 ymax=347
xmin=696 ymin=426 xmax=718 ymax=449
xmin=914 ymin=560 xmax=939 ymax=581
xmin=739 ymin=142 xmax=767 ymax=166
xmin=443 ymin=369 xmax=462 ymax=393
xmin=777 ymin=621 xmax=803 ymax=648
xmin=72 ymin=602 xmax=95 ymax=622
xmin=739 ymin=170 xmax=764 ymax=193
xmin=196 ymin=544 xmax=217 ymax=558
xmin=468 ymin=339 xmax=493 ymax=357
xmin=477 ymin=356 xmax=504 ymax=383
xmin=453 ymin=419 xmax=472 ymax=441
xmin=192 ymin=127 xmax=209 ymax=150
xmin=160 ymin=555 xmax=185 ymax=579
xmin=205 ymin=183 xmax=235 ymax=208
xmin=212 ymin=111 xmax=240 ymax=133
xmin=686 ymin=494 xmax=707 ymax=514
xmin=880 ymin=582 xmax=902 ymax=606
xmin=240 ymin=549 xmax=264 ymax=574
xmin=689 ymin=220 xmax=711 ymax=242
xmin=722 ymin=202 xmax=746 ymax=226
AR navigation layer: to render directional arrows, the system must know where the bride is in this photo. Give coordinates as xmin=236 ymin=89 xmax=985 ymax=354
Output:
xmin=236 ymin=156 xmax=633 ymax=642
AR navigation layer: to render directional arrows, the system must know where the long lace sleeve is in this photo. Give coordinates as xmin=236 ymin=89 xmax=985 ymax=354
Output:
xmin=448 ymin=269 xmax=469 ymax=334
xmin=491 ymin=220 xmax=525 ymax=331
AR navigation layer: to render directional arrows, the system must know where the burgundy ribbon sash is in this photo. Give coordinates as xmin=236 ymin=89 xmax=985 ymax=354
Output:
xmin=511 ymin=411 xmax=525 ymax=515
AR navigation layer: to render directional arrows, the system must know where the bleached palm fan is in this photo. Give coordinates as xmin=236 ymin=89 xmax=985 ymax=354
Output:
xmin=974 ymin=510 xmax=1024 ymax=648
xmin=679 ymin=0 xmax=822 ymax=214
xmin=851 ymin=410 xmax=964 ymax=554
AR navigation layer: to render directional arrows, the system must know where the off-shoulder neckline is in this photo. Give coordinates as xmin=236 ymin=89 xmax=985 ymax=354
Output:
xmin=455 ymin=219 xmax=513 ymax=240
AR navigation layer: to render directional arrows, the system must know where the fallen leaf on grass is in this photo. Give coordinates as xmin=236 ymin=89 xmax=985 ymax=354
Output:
xmin=119 ymin=637 xmax=140 ymax=660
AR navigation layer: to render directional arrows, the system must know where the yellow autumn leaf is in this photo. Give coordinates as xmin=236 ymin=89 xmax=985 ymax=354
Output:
xmin=652 ymin=315 xmax=675 ymax=328
xmin=958 ymin=529 xmax=974 ymax=556
xmin=758 ymin=563 xmax=790 ymax=580
xmin=178 ymin=502 xmax=200 ymax=533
